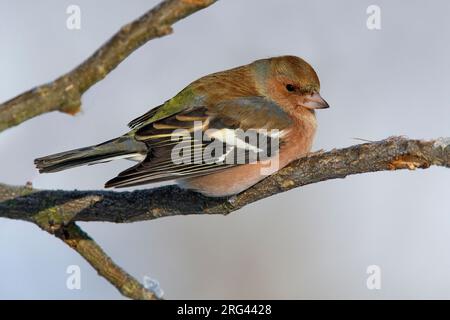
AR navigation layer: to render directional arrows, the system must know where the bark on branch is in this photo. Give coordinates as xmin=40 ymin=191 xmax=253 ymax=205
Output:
xmin=0 ymin=0 xmax=217 ymax=133
xmin=1 ymin=136 xmax=449 ymax=226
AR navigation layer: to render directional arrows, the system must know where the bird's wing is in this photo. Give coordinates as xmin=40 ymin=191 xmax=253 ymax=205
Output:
xmin=106 ymin=97 xmax=292 ymax=188
xmin=127 ymin=87 xmax=201 ymax=129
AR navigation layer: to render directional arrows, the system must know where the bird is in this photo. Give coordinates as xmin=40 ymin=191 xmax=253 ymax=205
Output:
xmin=35 ymin=55 xmax=329 ymax=197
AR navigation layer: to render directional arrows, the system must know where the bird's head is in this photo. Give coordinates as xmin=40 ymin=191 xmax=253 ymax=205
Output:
xmin=252 ymin=55 xmax=329 ymax=113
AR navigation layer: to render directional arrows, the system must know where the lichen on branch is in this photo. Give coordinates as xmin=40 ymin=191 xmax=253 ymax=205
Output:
xmin=1 ymin=137 xmax=449 ymax=226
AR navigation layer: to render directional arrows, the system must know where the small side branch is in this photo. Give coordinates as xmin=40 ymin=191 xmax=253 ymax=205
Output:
xmin=0 ymin=0 xmax=217 ymax=133
xmin=54 ymin=223 xmax=157 ymax=300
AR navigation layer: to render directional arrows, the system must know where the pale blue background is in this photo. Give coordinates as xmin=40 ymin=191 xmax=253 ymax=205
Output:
xmin=0 ymin=0 xmax=449 ymax=299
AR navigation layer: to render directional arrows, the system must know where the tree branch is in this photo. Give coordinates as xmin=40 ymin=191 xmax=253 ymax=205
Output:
xmin=0 ymin=0 xmax=217 ymax=133
xmin=1 ymin=137 xmax=449 ymax=226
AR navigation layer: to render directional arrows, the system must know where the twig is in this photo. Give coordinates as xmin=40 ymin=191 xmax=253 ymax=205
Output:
xmin=54 ymin=222 xmax=157 ymax=300
xmin=0 ymin=0 xmax=217 ymax=133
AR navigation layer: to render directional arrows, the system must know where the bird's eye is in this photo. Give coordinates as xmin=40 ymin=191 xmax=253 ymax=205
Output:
xmin=286 ymin=84 xmax=296 ymax=92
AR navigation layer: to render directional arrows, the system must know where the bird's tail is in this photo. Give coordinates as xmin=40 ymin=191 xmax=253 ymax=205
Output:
xmin=34 ymin=135 xmax=147 ymax=173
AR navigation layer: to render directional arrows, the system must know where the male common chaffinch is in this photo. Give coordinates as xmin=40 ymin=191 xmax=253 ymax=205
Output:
xmin=35 ymin=56 xmax=329 ymax=197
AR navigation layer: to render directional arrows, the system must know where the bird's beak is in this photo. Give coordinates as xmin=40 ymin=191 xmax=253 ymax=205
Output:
xmin=300 ymin=92 xmax=330 ymax=110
